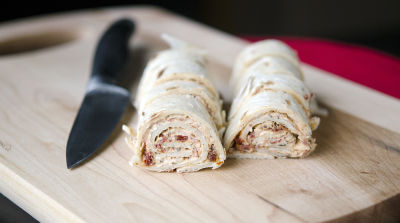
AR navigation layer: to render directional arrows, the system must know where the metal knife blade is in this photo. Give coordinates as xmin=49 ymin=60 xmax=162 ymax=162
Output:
xmin=66 ymin=18 xmax=135 ymax=169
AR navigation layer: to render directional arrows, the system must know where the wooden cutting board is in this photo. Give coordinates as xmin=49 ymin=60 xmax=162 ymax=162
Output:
xmin=0 ymin=6 xmax=399 ymax=223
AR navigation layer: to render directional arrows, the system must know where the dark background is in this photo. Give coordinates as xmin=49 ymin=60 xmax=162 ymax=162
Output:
xmin=1 ymin=0 xmax=400 ymax=56
xmin=1 ymin=0 xmax=399 ymax=222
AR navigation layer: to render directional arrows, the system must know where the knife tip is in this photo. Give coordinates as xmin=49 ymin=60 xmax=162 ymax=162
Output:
xmin=66 ymin=155 xmax=84 ymax=169
xmin=66 ymin=159 xmax=76 ymax=169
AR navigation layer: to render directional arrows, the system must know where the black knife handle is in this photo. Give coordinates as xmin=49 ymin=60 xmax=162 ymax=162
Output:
xmin=91 ymin=18 xmax=135 ymax=83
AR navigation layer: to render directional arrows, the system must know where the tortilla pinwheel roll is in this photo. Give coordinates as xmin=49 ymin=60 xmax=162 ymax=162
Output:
xmin=123 ymin=35 xmax=226 ymax=172
xmin=224 ymin=40 xmax=326 ymax=159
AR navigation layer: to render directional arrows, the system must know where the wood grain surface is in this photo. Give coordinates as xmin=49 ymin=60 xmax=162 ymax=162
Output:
xmin=0 ymin=6 xmax=399 ymax=223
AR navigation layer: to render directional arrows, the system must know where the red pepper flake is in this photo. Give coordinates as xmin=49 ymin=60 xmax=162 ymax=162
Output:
xmin=248 ymin=131 xmax=255 ymax=138
xmin=272 ymin=126 xmax=283 ymax=132
xmin=207 ymin=145 xmax=217 ymax=162
xmin=175 ymin=135 xmax=188 ymax=142
xmin=142 ymin=151 xmax=154 ymax=166
xmin=270 ymin=139 xmax=282 ymax=144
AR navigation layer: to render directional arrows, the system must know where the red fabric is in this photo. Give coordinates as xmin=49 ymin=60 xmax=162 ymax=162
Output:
xmin=243 ymin=36 xmax=400 ymax=99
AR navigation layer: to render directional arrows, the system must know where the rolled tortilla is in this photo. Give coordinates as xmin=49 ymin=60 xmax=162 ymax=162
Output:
xmin=231 ymin=56 xmax=304 ymax=93
xmin=225 ymin=39 xmax=325 ymax=159
xmin=230 ymin=39 xmax=303 ymax=89
xmin=139 ymin=80 xmax=225 ymax=132
xmin=124 ymin=35 xmax=226 ymax=172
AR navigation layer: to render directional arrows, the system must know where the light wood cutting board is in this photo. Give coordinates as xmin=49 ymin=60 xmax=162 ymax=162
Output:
xmin=0 ymin=6 xmax=400 ymax=223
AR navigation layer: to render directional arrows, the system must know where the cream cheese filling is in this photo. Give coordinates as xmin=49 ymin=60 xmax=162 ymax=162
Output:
xmin=141 ymin=114 xmax=218 ymax=171
xmin=231 ymin=112 xmax=313 ymax=158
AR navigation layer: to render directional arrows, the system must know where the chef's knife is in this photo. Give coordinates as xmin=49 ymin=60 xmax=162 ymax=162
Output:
xmin=66 ymin=18 xmax=135 ymax=169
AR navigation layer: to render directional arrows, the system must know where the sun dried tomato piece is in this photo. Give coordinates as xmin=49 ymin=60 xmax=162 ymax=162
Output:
xmin=175 ymin=135 xmax=188 ymax=141
xmin=143 ymin=151 xmax=154 ymax=166
xmin=238 ymin=144 xmax=252 ymax=151
xmin=234 ymin=136 xmax=244 ymax=145
xmin=248 ymin=131 xmax=255 ymax=138
xmin=270 ymin=138 xmax=282 ymax=144
xmin=207 ymin=145 xmax=217 ymax=162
